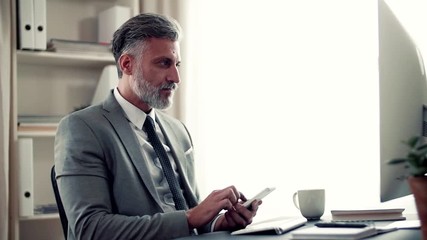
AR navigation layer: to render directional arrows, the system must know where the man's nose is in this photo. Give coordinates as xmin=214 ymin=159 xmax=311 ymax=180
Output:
xmin=167 ymin=66 xmax=181 ymax=84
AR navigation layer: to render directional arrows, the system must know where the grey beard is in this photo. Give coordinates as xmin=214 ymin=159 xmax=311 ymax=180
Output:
xmin=131 ymin=77 xmax=176 ymax=110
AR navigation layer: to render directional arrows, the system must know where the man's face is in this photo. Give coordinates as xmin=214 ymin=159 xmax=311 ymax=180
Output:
xmin=131 ymin=38 xmax=181 ymax=110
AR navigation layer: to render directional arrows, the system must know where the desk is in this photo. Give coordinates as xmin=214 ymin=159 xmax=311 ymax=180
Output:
xmin=176 ymin=229 xmax=420 ymax=239
xmin=176 ymin=220 xmax=421 ymax=240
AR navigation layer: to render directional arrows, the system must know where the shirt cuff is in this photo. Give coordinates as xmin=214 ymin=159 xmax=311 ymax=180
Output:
xmin=210 ymin=214 xmax=224 ymax=232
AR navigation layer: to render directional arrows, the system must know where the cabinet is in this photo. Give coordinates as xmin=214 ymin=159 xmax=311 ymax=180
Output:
xmin=11 ymin=0 xmax=139 ymax=239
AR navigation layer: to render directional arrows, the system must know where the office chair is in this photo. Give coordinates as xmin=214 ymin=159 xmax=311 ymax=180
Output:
xmin=51 ymin=165 xmax=68 ymax=239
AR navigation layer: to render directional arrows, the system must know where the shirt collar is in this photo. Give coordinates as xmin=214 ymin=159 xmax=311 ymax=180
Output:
xmin=113 ymin=88 xmax=156 ymax=129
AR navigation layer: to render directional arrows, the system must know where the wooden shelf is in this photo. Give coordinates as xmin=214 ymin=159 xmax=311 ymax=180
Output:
xmin=11 ymin=1 xmax=139 ymax=239
xmin=17 ymin=50 xmax=115 ymax=68
xmin=20 ymin=213 xmax=59 ymax=221
xmin=18 ymin=130 xmax=57 ymax=138
xmin=17 ymin=124 xmax=58 ymax=137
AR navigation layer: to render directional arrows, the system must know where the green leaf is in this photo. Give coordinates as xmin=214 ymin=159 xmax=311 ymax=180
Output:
xmin=390 ymin=135 xmax=427 ymax=176
xmin=406 ymin=136 xmax=421 ymax=148
xmin=388 ymin=158 xmax=408 ymax=165
xmin=416 ymin=144 xmax=427 ymax=152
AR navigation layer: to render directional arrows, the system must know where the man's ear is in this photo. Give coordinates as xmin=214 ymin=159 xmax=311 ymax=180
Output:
xmin=118 ymin=54 xmax=133 ymax=75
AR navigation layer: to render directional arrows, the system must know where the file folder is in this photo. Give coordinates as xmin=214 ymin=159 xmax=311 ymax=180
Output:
xmin=17 ymin=0 xmax=35 ymax=49
xmin=18 ymin=138 xmax=34 ymax=217
xmin=33 ymin=0 xmax=47 ymax=50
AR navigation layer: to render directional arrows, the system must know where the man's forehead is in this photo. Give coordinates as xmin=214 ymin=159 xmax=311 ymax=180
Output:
xmin=145 ymin=38 xmax=179 ymax=51
xmin=141 ymin=38 xmax=180 ymax=59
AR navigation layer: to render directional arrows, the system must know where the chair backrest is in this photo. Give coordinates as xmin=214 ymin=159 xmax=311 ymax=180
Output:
xmin=51 ymin=165 xmax=68 ymax=239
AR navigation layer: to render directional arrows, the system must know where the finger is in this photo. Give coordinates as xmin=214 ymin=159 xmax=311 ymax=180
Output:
xmin=250 ymin=199 xmax=262 ymax=214
xmin=222 ymin=212 xmax=237 ymax=230
xmin=239 ymin=192 xmax=247 ymax=202
xmin=234 ymin=202 xmax=255 ymax=221
xmin=208 ymin=188 xmax=236 ymax=209
xmin=225 ymin=210 xmax=247 ymax=229
xmin=228 ymin=185 xmax=240 ymax=204
xmin=218 ymin=198 xmax=234 ymax=211
xmin=221 ymin=185 xmax=239 ymax=205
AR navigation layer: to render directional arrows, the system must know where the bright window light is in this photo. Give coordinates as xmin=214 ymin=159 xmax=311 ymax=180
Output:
xmin=183 ymin=0 xmax=419 ymax=220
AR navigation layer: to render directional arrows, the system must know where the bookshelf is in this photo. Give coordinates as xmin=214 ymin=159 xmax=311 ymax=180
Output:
xmin=17 ymin=50 xmax=115 ymax=67
xmin=10 ymin=0 xmax=139 ymax=239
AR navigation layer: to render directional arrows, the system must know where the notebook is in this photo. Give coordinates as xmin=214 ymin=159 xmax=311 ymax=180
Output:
xmin=330 ymin=208 xmax=406 ymax=221
xmin=291 ymin=223 xmax=399 ymax=240
xmin=291 ymin=226 xmax=378 ymax=240
xmin=231 ymin=217 xmax=307 ymax=235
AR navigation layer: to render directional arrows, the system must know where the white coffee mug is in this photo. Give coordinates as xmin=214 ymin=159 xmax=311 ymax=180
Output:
xmin=293 ymin=189 xmax=325 ymax=220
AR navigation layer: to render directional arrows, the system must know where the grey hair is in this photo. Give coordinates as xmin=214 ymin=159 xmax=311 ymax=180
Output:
xmin=112 ymin=13 xmax=182 ymax=78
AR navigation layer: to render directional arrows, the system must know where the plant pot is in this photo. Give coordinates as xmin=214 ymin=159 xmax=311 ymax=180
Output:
xmin=408 ymin=176 xmax=427 ymax=240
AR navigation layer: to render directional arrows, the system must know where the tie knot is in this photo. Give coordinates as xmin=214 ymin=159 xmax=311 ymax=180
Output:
xmin=144 ymin=116 xmax=155 ymax=130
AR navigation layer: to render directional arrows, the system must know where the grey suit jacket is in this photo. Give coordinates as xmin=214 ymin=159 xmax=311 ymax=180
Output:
xmin=54 ymin=92 xmax=210 ymax=240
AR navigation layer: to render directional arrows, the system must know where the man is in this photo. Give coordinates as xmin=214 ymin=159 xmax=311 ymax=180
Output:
xmin=54 ymin=13 xmax=261 ymax=240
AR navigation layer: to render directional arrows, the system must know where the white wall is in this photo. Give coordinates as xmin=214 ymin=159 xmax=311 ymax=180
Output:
xmin=184 ymin=0 xmax=419 ymax=221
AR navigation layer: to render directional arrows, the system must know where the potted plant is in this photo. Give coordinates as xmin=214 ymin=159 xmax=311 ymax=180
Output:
xmin=389 ymin=135 xmax=427 ymax=239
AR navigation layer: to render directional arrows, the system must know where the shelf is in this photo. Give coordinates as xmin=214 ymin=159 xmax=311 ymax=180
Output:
xmin=20 ymin=213 xmax=59 ymax=221
xmin=18 ymin=130 xmax=57 ymax=138
xmin=11 ymin=1 xmax=138 ymax=239
xmin=17 ymin=50 xmax=115 ymax=68
xmin=18 ymin=124 xmax=58 ymax=137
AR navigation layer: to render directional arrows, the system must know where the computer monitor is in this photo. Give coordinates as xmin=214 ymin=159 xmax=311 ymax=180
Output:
xmin=378 ymin=0 xmax=427 ymax=202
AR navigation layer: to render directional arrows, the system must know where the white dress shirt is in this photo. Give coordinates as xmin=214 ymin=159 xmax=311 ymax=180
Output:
xmin=113 ymin=88 xmax=184 ymax=212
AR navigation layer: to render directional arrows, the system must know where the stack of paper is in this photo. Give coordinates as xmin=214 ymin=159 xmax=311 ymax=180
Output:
xmin=330 ymin=208 xmax=406 ymax=221
xmin=291 ymin=226 xmax=382 ymax=240
xmin=291 ymin=219 xmax=418 ymax=239
xmin=47 ymin=39 xmax=113 ymax=56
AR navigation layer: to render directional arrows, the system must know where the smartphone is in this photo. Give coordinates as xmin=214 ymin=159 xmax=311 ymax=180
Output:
xmin=242 ymin=187 xmax=276 ymax=208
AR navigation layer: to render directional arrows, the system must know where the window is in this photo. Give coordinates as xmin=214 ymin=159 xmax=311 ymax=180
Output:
xmin=184 ymin=0 xmax=421 ymax=220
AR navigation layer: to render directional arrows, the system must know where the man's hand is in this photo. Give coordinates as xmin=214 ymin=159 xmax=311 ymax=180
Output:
xmin=185 ymin=185 xmax=262 ymax=231
xmin=186 ymin=185 xmax=241 ymax=229
xmin=214 ymin=199 xmax=261 ymax=231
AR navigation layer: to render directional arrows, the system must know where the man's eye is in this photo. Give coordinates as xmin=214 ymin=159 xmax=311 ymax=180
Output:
xmin=159 ymin=59 xmax=172 ymax=67
xmin=176 ymin=62 xmax=181 ymax=67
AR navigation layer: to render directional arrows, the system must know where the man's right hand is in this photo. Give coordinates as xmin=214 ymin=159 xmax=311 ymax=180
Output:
xmin=185 ymin=185 xmax=241 ymax=229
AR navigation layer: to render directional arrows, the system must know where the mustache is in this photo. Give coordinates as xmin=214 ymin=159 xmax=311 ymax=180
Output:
xmin=160 ymin=82 xmax=178 ymax=91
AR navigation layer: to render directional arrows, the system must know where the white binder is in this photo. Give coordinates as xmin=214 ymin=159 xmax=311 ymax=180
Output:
xmin=18 ymin=138 xmax=34 ymax=217
xmin=18 ymin=0 xmax=35 ymax=49
xmin=33 ymin=0 xmax=47 ymax=50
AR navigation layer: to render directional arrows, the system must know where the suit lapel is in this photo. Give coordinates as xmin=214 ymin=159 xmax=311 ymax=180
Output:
xmin=101 ymin=92 xmax=164 ymax=210
xmin=156 ymin=114 xmax=199 ymax=208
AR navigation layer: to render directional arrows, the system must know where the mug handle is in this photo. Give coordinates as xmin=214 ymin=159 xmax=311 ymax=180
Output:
xmin=292 ymin=192 xmax=300 ymax=209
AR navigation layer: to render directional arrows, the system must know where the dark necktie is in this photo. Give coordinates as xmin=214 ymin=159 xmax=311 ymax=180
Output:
xmin=144 ymin=116 xmax=187 ymax=210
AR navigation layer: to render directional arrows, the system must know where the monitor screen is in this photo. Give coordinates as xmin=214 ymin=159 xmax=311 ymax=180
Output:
xmin=379 ymin=0 xmax=427 ymax=202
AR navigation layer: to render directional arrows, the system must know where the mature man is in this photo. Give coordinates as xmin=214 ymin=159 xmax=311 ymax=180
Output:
xmin=55 ymin=13 xmax=261 ymax=240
